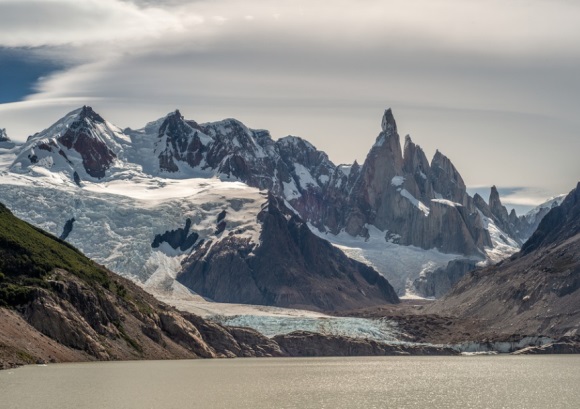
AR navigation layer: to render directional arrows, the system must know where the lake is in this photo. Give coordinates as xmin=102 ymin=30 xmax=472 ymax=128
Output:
xmin=1 ymin=356 xmax=579 ymax=408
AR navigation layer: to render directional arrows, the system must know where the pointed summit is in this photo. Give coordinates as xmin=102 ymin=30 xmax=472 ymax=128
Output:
xmin=10 ymin=106 xmax=126 ymax=180
xmin=430 ymin=150 xmax=467 ymax=204
xmin=489 ymin=185 xmax=510 ymax=222
xmin=78 ymin=105 xmax=105 ymax=123
xmin=381 ymin=108 xmax=397 ymax=133
xmin=0 ymin=128 xmax=9 ymax=142
xmin=168 ymin=109 xmax=183 ymax=120
xmin=0 ymin=127 xmax=15 ymax=148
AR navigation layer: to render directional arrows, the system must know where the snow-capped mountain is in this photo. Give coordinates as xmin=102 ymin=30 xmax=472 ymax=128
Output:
xmin=0 ymin=106 xmax=560 ymax=300
xmin=0 ymin=128 xmax=15 ymax=150
xmin=11 ymin=106 xmax=130 ymax=182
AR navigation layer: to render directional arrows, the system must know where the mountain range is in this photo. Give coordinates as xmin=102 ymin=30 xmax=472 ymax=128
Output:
xmin=0 ymin=106 xmax=564 ymax=307
xmin=1 ymin=105 xmax=578 ymax=362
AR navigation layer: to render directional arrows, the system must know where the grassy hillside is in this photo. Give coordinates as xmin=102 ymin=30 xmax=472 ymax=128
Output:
xmin=0 ymin=202 xmax=126 ymax=307
xmin=0 ymin=202 xmax=285 ymax=368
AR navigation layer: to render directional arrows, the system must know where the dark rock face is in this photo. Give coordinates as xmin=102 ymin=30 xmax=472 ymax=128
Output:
xmin=429 ymin=183 xmax=580 ymax=339
xmin=413 ymin=259 xmax=479 ymax=298
xmin=522 ymin=182 xmax=580 ymax=255
xmin=178 ymin=195 xmax=399 ymax=311
xmin=59 ymin=218 xmax=75 ymax=241
xmin=157 ymin=110 xmax=208 ymax=172
xmin=73 ymin=171 xmax=81 ymax=187
xmin=151 ymin=218 xmax=199 ymax=251
xmin=273 ymin=331 xmax=459 ymax=356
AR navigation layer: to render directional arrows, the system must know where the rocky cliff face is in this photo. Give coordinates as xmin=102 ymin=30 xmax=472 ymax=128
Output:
xmin=177 ymin=194 xmax=399 ymax=311
xmin=412 ymin=259 xmax=479 ymax=299
xmin=428 ymin=182 xmax=580 ymax=338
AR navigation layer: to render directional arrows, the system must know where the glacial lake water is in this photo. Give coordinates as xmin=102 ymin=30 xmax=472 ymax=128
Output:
xmin=1 ymin=356 xmax=580 ymax=408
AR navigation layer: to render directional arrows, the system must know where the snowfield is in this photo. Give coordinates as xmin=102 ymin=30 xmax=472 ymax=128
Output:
xmin=309 ymin=223 xmax=462 ymax=297
xmin=0 ymin=172 xmax=265 ymax=283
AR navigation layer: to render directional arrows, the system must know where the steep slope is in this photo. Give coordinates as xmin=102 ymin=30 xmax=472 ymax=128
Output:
xmin=10 ymin=106 xmax=130 ymax=182
xmin=0 ymin=202 xmax=286 ymax=368
xmin=516 ymin=195 xmax=567 ymax=245
xmin=178 ymin=194 xmax=399 ymax=311
xmin=428 ymin=182 xmax=580 ymax=338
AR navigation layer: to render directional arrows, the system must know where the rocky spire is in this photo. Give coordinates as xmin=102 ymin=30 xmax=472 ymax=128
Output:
xmin=355 ymin=109 xmax=404 ymax=223
xmin=489 ymin=185 xmax=510 ymax=222
xmin=473 ymin=193 xmax=494 ymax=219
xmin=402 ymin=135 xmax=433 ymax=200
xmin=381 ymin=108 xmax=397 ymax=134
xmin=0 ymin=128 xmax=9 ymax=142
xmin=430 ymin=150 xmax=468 ymax=205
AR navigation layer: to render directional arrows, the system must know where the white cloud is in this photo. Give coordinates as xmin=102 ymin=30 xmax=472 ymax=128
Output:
xmin=0 ymin=0 xmax=579 ymax=197
xmin=0 ymin=0 xmax=195 ymax=48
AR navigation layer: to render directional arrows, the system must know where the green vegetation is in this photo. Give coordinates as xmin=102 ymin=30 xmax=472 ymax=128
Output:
xmin=0 ymin=203 xmax=121 ymax=307
xmin=114 ymin=320 xmax=143 ymax=354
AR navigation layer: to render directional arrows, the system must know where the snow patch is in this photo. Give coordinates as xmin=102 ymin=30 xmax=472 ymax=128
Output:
xmin=338 ymin=164 xmax=352 ymax=177
xmin=391 ymin=176 xmax=405 ymax=187
xmin=293 ymin=163 xmax=318 ymax=189
xmin=478 ymin=210 xmax=520 ymax=263
xmin=431 ymin=198 xmax=462 ymax=207
xmin=309 ymin=223 xmax=461 ymax=296
xmin=400 ymin=189 xmax=430 ymax=216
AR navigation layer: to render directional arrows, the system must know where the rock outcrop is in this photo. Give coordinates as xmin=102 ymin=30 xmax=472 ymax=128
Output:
xmin=0 ymin=128 xmax=15 ymax=148
xmin=151 ymin=218 xmax=200 ymax=251
xmin=59 ymin=217 xmax=75 ymax=241
xmin=0 ymin=128 xmax=9 ymax=142
xmin=413 ymin=259 xmax=479 ymax=299
xmin=177 ymin=194 xmax=399 ymax=311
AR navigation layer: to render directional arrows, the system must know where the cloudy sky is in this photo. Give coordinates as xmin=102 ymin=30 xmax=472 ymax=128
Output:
xmin=0 ymin=0 xmax=578 ymax=213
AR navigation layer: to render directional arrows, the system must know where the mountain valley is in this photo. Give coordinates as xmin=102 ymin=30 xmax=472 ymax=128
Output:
xmin=1 ymin=106 xmax=578 ymax=363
